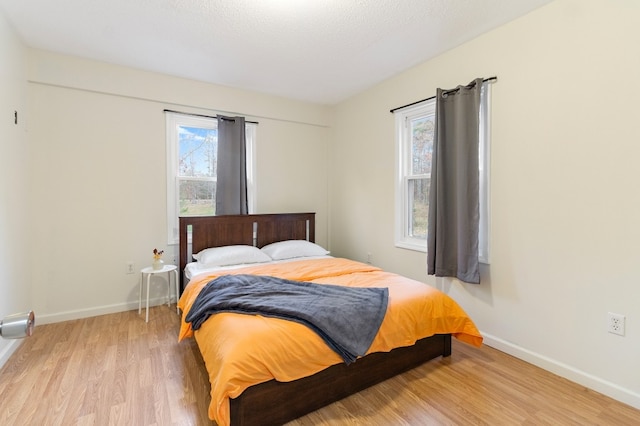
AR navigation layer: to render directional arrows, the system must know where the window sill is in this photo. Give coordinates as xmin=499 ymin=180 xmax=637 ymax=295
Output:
xmin=395 ymin=242 xmax=490 ymax=265
xmin=395 ymin=241 xmax=427 ymax=253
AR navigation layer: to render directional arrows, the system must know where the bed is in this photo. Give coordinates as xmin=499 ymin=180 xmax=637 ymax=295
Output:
xmin=178 ymin=213 xmax=482 ymax=426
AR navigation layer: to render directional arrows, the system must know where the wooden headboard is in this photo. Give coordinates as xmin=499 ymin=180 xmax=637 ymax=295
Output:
xmin=178 ymin=213 xmax=316 ymax=292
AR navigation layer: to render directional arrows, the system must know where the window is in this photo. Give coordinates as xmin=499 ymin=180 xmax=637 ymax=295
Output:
xmin=166 ymin=112 xmax=256 ymax=245
xmin=395 ymin=100 xmax=435 ymax=251
xmin=394 ymin=84 xmax=491 ymax=263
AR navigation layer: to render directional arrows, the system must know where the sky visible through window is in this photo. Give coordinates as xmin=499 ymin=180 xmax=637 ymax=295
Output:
xmin=178 ymin=126 xmax=217 ymax=178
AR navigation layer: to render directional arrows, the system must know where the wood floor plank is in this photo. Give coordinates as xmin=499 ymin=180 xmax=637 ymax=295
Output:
xmin=0 ymin=306 xmax=639 ymax=425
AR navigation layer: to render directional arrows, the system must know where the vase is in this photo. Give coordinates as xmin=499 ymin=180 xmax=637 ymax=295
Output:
xmin=152 ymin=258 xmax=164 ymax=270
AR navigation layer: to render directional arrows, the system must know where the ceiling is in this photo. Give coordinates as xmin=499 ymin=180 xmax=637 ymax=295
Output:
xmin=0 ymin=0 xmax=552 ymax=105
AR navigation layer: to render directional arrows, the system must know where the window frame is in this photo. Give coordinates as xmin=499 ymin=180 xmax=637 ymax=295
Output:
xmin=165 ymin=112 xmax=256 ymax=245
xmin=394 ymin=100 xmax=436 ymax=252
xmin=394 ymin=84 xmax=491 ymax=263
xmin=478 ymin=84 xmax=491 ymax=264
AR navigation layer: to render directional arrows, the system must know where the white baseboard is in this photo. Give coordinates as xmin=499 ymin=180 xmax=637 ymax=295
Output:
xmin=0 ymin=339 xmax=23 ymax=369
xmin=482 ymin=333 xmax=640 ymax=410
xmin=35 ymin=296 xmax=178 ymax=325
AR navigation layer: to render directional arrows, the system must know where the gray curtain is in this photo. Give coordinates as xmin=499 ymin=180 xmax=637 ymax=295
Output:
xmin=216 ymin=115 xmax=248 ymax=215
xmin=427 ymin=78 xmax=482 ymax=284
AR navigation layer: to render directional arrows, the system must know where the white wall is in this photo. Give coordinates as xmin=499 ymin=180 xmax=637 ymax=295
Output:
xmin=26 ymin=50 xmax=331 ymax=324
xmin=0 ymin=12 xmax=30 ymax=363
xmin=331 ymin=0 xmax=640 ymax=409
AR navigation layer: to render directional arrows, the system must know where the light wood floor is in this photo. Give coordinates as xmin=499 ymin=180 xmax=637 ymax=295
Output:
xmin=1 ymin=307 xmax=639 ymax=426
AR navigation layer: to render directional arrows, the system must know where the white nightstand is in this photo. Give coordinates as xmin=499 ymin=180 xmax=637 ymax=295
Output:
xmin=138 ymin=264 xmax=179 ymax=322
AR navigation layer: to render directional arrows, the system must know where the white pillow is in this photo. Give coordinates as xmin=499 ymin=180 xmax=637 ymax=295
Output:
xmin=194 ymin=245 xmax=272 ymax=266
xmin=260 ymin=240 xmax=329 ymax=260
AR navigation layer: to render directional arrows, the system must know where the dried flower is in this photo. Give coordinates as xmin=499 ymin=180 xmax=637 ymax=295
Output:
xmin=153 ymin=248 xmax=164 ymax=260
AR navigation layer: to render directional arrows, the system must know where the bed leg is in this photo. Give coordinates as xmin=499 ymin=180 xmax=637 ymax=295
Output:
xmin=442 ymin=334 xmax=452 ymax=357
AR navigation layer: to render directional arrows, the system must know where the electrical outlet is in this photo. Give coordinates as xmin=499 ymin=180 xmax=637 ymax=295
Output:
xmin=607 ymin=312 xmax=625 ymax=336
xmin=126 ymin=261 xmax=135 ymax=274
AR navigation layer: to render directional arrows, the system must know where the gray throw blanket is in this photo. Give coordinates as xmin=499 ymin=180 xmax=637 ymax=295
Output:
xmin=185 ymin=274 xmax=389 ymax=364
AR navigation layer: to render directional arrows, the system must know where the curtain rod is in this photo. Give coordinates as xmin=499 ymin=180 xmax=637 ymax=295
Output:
xmin=163 ymin=109 xmax=259 ymax=124
xmin=389 ymin=76 xmax=497 ymax=114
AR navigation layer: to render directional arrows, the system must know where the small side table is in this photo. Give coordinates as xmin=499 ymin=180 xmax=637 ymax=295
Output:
xmin=139 ymin=264 xmax=179 ymax=322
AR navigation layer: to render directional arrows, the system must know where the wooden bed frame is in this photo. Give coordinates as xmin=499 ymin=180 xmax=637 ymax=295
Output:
xmin=179 ymin=213 xmax=452 ymax=426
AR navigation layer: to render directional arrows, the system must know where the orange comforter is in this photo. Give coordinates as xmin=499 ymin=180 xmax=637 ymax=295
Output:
xmin=178 ymin=257 xmax=482 ymax=426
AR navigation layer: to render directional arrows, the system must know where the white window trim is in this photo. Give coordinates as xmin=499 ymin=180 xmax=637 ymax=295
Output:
xmin=394 ymin=100 xmax=435 ymax=252
xmin=165 ymin=112 xmax=256 ymax=245
xmin=394 ymin=83 xmax=491 ymax=264
xmin=478 ymin=83 xmax=491 ymax=264
xmin=245 ymin=124 xmax=257 ymax=214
